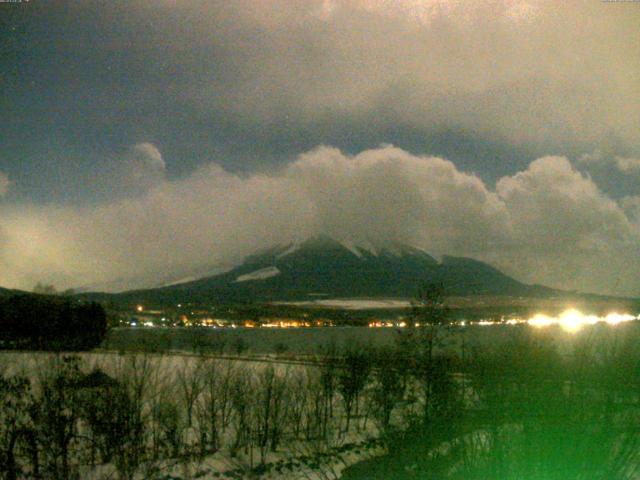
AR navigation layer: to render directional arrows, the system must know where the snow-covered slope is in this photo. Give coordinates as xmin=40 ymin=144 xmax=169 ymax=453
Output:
xmin=235 ymin=266 xmax=281 ymax=282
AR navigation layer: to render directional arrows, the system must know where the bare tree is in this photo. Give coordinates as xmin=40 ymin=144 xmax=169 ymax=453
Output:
xmin=194 ymin=358 xmax=236 ymax=455
xmin=337 ymin=347 xmax=371 ymax=433
xmin=286 ymin=369 xmax=309 ymax=438
xmin=319 ymin=356 xmax=338 ymax=438
xmin=403 ymin=283 xmax=457 ymax=423
xmin=154 ymin=400 xmax=183 ymax=458
xmin=32 ymin=355 xmax=83 ymax=480
xmin=110 ymin=354 xmax=159 ymax=479
xmin=229 ymin=367 xmax=252 ymax=459
xmin=254 ymin=365 xmax=276 ymax=465
xmin=252 ymin=365 xmax=290 ymax=465
xmin=369 ymin=347 xmax=405 ymax=433
xmin=176 ymin=357 xmax=206 ymax=428
xmin=0 ymin=375 xmax=31 ymax=480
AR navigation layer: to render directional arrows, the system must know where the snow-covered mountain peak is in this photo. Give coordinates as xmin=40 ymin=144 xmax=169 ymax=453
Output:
xmin=268 ymin=235 xmax=433 ymax=262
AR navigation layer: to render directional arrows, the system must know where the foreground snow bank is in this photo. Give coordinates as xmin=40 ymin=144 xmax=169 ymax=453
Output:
xmin=82 ymin=435 xmax=386 ymax=480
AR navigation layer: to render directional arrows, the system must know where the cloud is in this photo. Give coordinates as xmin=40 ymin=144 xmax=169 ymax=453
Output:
xmin=577 ymin=151 xmax=640 ymax=194
xmin=0 ymin=173 xmax=9 ymax=197
xmin=622 ymin=196 xmax=640 ymax=224
xmin=494 ymin=157 xmax=640 ymax=294
xmin=120 ymin=142 xmax=166 ymax=194
xmin=616 ymin=157 xmax=640 ymax=174
xmin=9 ymin=0 xmax=638 ymax=207
xmin=578 ymin=150 xmax=606 ymax=166
xmin=579 ymin=151 xmax=640 ymax=175
xmin=83 ymin=142 xmax=168 ymax=202
xmin=497 ymin=156 xmax=632 ymax=247
xmin=287 ymin=145 xmax=509 ymax=253
xmin=128 ymin=142 xmax=166 ymax=174
xmin=0 ymin=145 xmax=638 ymax=296
xmin=157 ymin=0 xmax=639 ymax=153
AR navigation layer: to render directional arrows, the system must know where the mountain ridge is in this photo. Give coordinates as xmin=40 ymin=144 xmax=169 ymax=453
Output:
xmin=82 ymin=235 xmax=558 ymax=304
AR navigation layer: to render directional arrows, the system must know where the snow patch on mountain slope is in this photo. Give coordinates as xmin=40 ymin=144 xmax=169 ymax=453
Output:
xmin=337 ymin=238 xmax=430 ymax=258
xmin=276 ymin=242 xmax=300 ymax=259
xmin=339 ymin=239 xmax=364 ymax=258
xmin=235 ymin=266 xmax=281 ymax=282
xmin=356 ymin=239 xmax=379 ymax=256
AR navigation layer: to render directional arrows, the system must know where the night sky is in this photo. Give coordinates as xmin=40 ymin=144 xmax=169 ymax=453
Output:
xmin=0 ymin=1 xmax=639 ymax=296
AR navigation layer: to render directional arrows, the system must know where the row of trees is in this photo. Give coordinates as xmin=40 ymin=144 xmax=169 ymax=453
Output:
xmin=0 ymin=295 xmax=107 ymax=350
xmin=0 ymin=348 xmax=417 ymax=480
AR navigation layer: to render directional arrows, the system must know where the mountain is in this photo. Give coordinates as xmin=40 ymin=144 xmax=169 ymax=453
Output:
xmin=0 ymin=286 xmax=29 ymax=297
xmin=93 ymin=235 xmax=554 ymax=304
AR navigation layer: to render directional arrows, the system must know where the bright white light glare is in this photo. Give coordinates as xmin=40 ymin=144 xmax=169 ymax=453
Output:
xmin=604 ymin=312 xmax=635 ymax=325
xmin=419 ymin=310 xmax=638 ymax=329
xmin=558 ymin=309 xmax=586 ymax=332
xmin=525 ymin=309 xmax=638 ymax=332
xmin=528 ymin=314 xmax=554 ymax=328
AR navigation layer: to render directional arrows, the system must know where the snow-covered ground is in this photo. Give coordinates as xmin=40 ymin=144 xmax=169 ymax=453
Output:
xmin=119 ymin=434 xmax=387 ymax=480
xmin=1 ymin=351 xmax=394 ymax=480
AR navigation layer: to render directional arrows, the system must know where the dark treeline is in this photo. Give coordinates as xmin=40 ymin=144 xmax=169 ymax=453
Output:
xmin=0 ymin=294 xmax=107 ymax=350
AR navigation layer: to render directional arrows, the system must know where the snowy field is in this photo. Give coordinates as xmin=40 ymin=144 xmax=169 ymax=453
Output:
xmin=0 ymin=351 xmax=396 ymax=480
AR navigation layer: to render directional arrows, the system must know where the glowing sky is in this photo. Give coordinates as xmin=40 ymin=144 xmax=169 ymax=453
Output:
xmin=0 ymin=1 xmax=639 ymax=294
